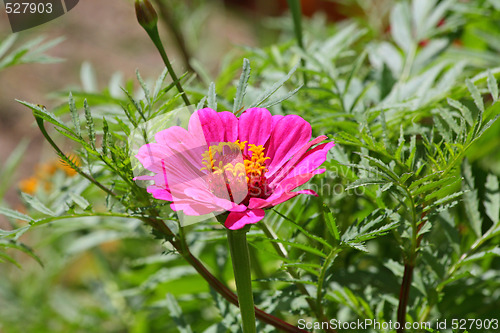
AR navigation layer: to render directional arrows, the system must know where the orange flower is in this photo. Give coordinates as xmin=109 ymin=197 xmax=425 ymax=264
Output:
xmin=18 ymin=177 xmax=38 ymax=195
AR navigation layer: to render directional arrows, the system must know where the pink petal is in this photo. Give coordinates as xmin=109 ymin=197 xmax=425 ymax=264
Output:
xmin=271 ymin=114 xmax=284 ymax=130
xmin=188 ymin=108 xmax=225 ymax=144
xmin=271 ymin=141 xmax=334 ymax=186
xmin=218 ymin=111 xmax=239 ymax=142
xmin=269 ymin=135 xmax=328 ymax=183
xmin=171 ymin=201 xmax=222 ymax=216
xmin=147 ymin=186 xmax=174 ymax=201
xmin=238 ymin=108 xmax=273 ymax=154
xmin=265 ymin=115 xmax=312 ymax=175
xmin=225 ymin=209 xmax=266 ymax=230
xmin=249 ymin=171 xmax=323 ymax=209
xmin=135 ymin=143 xmax=170 ymax=174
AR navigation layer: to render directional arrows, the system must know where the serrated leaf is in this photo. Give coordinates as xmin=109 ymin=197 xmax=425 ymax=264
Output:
xmin=0 ymin=239 xmax=43 ymax=266
xmin=346 ymin=178 xmax=388 ymax=190
xmin=322 ymin=204 xmax=340 ymax=241
xmin=485 ymin=174 xmax=500 ymax=222
xmin=390 ymin=2 xmax=412 ymax=53
xmin=448 ymin=98 xmax=473 ymax=127
xmin=83 ymin=100 xmax=96 ymax=148
xmin=423 ymin=192 xmax=464 ymax=213
xmin=248 ymin=62 xmax=299 ymax=108
xmin=356 ymin=154 xmax=400 ymax=182
xmin=411 ymin=176 xmax=459 ymax=197
xmin=261 ymin=84 xmax=303 ymax=109
xmin=466 ymin=78 xmax=484 ymax=112
xmin=153 ymin=67 xmax=169 ymax=100
xmin=273 ymin=209 xmax=333 ymax=249
xmin=197 ymin=96 xmax=207 ymax=110
xmin=165 ymin=293 xmax=193 ymax=333
xmin=21 ymin=193 xmax=56 ymax=216
xmin=460 ymin=247 xmax=500 ymax=265
xmin=102 ymin=117 xmax=110 ymax=155
xmin=68 ymin=93 xmax=81 ymax=136
xmin=406 ymin=135 xmax=417 ymax=168
xmin=18 ymin=100 xmax=72 ymax=132
xmin=249 ymin=236 xmax=327 ymax=258
xmin=0 ymin=207 xmax=33 ymax=222
xmin=207 ymin=82 xmax=217 ymax=110
xmin=68 ymin=193 xmax=90 ymax=210
xmin=462 ymin=161 xmax=482 ymax=236
xmin=487 ymin=70 xmax=498 ymax=102
xmin=233 ymin=58 xmax=251 ymax=113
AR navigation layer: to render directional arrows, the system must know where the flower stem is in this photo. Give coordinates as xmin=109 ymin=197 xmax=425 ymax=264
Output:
xmin=135 ymin=0 xmax=191 ymax=107
xmin=227 ymin=227 xmax=256 ymax=333
xmin=145 ymin=26 xmax=191 ymax=107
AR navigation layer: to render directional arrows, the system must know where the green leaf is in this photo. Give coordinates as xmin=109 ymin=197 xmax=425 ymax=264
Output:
xmin=17 ymin=100 xmax=72 ymax=133
xmin=466 ymin=78 xmax=484 ymax=113
xmin=68 ymin=193 xmax=90 ymax=210
xmin=207 ymin=82 xmax=217 ymax=110
xmin=102 ymin=117 xmax=110 ymax=155
xmin=390 ymin=2 xmax=412 ymax=53
xmin=411 ymin=176 xmax=459 ymax=197
xmin=68 ymin=92 xmax=81 ymax=137
xmin=261 ymin=84 xmax=303 ymax=109
xmin=406 ymin=135 xmax=417 ymax=169
xmin=233 ymin=58 xmax=251 ymax=113
xmin=460 ymin=247 xmax=500 ymax=265
xmin=0 ymin=207 xmax=34 ymax=222
xmin=248 ymin=62 xmax=299 ymax=108
xmin=447 ymin=98 xmax=473 ymax=127
xmin=485 ymin=174 xmax=500 ymax=222
xmin=487 ymin=70 xmax=498 ymax=102
xmin=21 ymin=193 xmax=56 ymax=217
xmin=322 ymin=204 xmax=340 ymax=241
xmin=273 ymin=209 xmax=333 ymax=250
xmin=165 ymin=293 xmax=193 ymax=333
xmin=153 ymin=67 xmax=169 ymax=101
xmin=249 ymin=236 xmax=327 ymax=258
xmin=462 ymin=161 xmax=482 ymax=236
xmin=346 ymin=178 xmax=388 ymax=191
xmin=0 ymin=239 xmax=43 ymax=267
xmin=84 ymin=100 xmax=96 ymax=148
xmin=357 ymin=154 xmax=401 ymax=183
xmin=136 ymin=69 xmax=152 ymax=112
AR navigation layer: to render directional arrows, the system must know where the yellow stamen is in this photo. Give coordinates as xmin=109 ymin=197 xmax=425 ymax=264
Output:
xmin=200 ymin=141 xmax=269 ymax=185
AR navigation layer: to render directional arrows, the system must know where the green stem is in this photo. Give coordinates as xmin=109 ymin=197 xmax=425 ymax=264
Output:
xmin=140 ymin=20 xmax=191 ymax=107
xmin=34 ymin=115 xmax=117 ymax=198
xmin=227 ymin=227 xmax=256 ymax=333
xmin=153 ymin=0 xmax=195 ymax=73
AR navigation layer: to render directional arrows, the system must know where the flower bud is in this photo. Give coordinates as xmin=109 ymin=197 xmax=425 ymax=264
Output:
xmin=135 ymin=0 xmax=158 ymax=31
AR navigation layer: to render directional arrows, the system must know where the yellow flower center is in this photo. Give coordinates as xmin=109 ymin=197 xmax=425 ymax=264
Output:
xmin=200 ymin=140 xmax=271 ymax=201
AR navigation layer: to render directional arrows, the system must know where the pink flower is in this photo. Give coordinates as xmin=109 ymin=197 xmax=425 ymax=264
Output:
xmin=134 ymin=108 xmax=334 ymax=230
